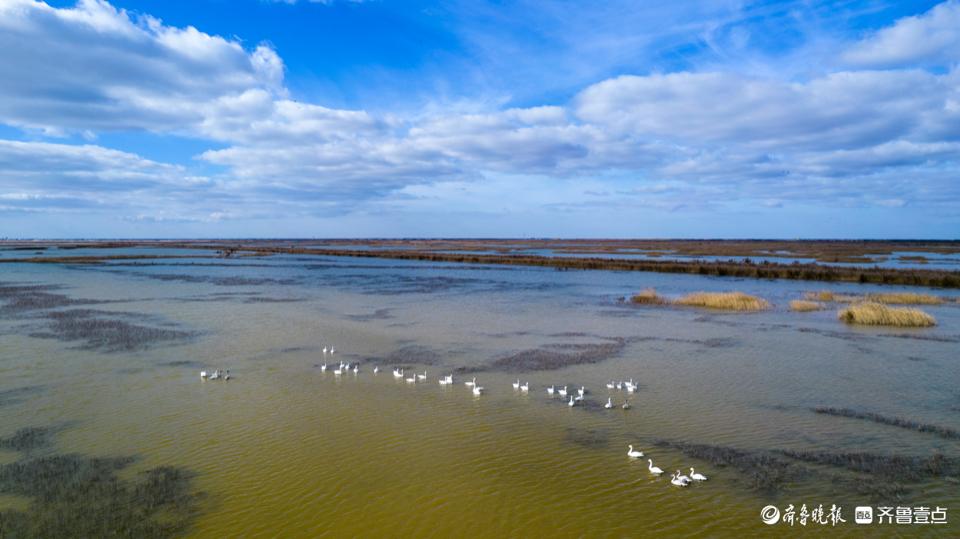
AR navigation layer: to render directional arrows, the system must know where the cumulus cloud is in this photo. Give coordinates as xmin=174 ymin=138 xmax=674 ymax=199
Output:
xmin=0 ymin=0 xmax=285 ymax=134
xmin=0 ymin=0 xmax=958 ymax=233
xmin=843 ymin=0 xmax=960 ymax=68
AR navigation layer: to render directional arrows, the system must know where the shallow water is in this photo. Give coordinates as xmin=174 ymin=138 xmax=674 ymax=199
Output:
xmin=1 ymin=251 xmax=959 ymax=537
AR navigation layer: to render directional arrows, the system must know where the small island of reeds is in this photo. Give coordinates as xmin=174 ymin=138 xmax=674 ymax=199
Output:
xmin=675 ymin=292 xmax=770 ymax=311
xmin=838 ymin=302 xmax=937 ymax=327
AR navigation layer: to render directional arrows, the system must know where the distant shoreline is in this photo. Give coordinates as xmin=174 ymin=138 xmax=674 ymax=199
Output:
xmin=2 ymin=239 xmax=959 ymax=289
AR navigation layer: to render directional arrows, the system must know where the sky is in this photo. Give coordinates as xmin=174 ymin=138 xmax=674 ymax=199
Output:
xmin=0 ymin=0 xmax=958 ymax=239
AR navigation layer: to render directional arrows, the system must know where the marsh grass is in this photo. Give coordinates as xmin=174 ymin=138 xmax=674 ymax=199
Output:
xmin=29 ymin=309 xmax=196 ymax=352
xmin=0 ymin=427 xmax=202 ymax=538
xmin=653 ymin=440 xmax=804 ymax=492
xmin=813 ymin=407 xmax=960 ymax=440
xmin=790 ymin=300 xmax=825 ymax=312
xmin=865 ymin=292 xmax=944 ymax=305
xmin=838 ymin=302 xmax=937 ymax=327
xmin=675 ymin=292 xmax=770 ymax=311
xmin=803 ymin=290 xmax=861 ymax=302
xmin=629 ymin=288 xmax=668 ymax=305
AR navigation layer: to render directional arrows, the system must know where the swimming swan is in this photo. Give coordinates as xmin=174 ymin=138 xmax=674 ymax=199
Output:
xmin=648 ymin=459 xmax=663 ymax=475
xmin=627 ymin=445 xmax=643 ymax=458
xmin=689 ymin=468 xmax=707 ymax=481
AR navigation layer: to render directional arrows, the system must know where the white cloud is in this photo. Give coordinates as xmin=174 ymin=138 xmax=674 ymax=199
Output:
xmin=844 ymin=0 xmax=960 ymax=68
xmin=0 ymin=0 xmax=284 ymax=134
xmin=0 ymin=0 xmax=958 ymax=233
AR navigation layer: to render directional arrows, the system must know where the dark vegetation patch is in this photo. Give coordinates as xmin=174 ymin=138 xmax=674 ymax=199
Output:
xmin=371 ymin=345 xmax=442 ymax=366
xmin=777 ymin=450 xmax=960 ymax=483
xmin=0 ymin=283 xmax=102 ymax=316
xmin=346 ymin=308 xmax=393 ymax=322
xmin=813 ymin=407 xmax=960 ymax=440
xmin=140 ymin=273 xmax=300 ymax=287
xmin=0 ymin=427 xmax=54 ymax=453
xmin=479 ymin=339 xmax=626 ymax=373
xmin=0 ymin=385 xmax=45 ymax=408
xmin=160 ymin=359 xmax=202 ymax=368
xmin=564 ymin=427 xmax=610 ymax=449
xmin=243 ymin=296 xmax=302 ymax=303
xmin=0 ymin=453 xmax=202 ymax=538
xmin=29 ymin=309 xmax=195 ymax=353
xmin=654 ymin=440 xmax=807 ymax=493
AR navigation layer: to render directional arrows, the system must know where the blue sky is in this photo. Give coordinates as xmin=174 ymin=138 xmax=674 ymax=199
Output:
xmin=0 ymin=0 xmax=958 ymax=238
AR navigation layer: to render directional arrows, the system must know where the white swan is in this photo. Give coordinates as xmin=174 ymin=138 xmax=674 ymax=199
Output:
xmin=558 ymin=386 xmax=568 ymax=397
xmin=209 ymin=369 xmax=221 ymax=380
xmin=622 ymin=401 xmax=631 ymax=410
xmin=519 ymin=382 xmax=529 ymax=392
xmin=577 ymin=386 xmax=585 ymax=397
xmin=464 ymin=377 xmax=476 ymax=387
xmin=627 ymin=445 xmax=644 ymax=458
xmin=417 ymin=371 xmax=427 ymax=381
xmin=322 ymin=347 xmax=328 ymax=354
xmin=330 ymin=347 xmax=336 ymax=354
xmin=615 ymin=381 xmax=623 ymax=391
xmin=320 ymin=364 xmax=327 ymax=372
xmin=223 ymin=369 xmax=231 ymax=381
xmin=574 ymin=394 xmax=584 ymax=402
xmin=438 ymin=375 xmax=453 ymax=386
xmin=648 ymin=459 xmax=663 ymax=475
xmin=472 ymin=384 xmax=484 ymax=396
xmin=200 ymin=370 xmax=208 ymax=379
xmin=373 ymin=366 xmax=379 ymax=374
xmin=405 ymin=372 xmax=417 ymax=383
xmin=568 ymin=396 xmax=576 ymax=407
xmin=606 ymin=381 xmax=615 ymax=390
xmin=546 ymin=385 xmax=555 ymax=395
xmin=670 ymin=473 xmax=688 ymax=487
xmin=393 ymin=368 xmax=404 ymax=378
xmin=512 ymin=379 xmax=520 ymax=390
xmin=333 ymin=365 xmax=343 ymax=375
xmin=604 ymin=397 xmax=613 ymax=409
xmin=676 ymin=470 xmax=692 ymax=484
xmin=689 ymin=468 xmax=707 ymax=481
xmin=352 ymin=364 xmax=359 ymax=374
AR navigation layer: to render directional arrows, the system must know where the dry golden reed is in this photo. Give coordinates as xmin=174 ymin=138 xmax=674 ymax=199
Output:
xmin=675 ymin=292 xmax=770 ymax=311
xmin=838 ymin=302 xmax=937 ymax=327
xmin=630 ymin=288 xmax=668 ymax=305
xmin=865 ymin=293 xmax=943 ymax=305
xmin=790 ymin=300 xmax=824 ymax=312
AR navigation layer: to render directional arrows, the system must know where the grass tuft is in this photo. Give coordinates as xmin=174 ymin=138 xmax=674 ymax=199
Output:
xmin=838 ymin=302 xmax=936 ymax=327
xmin=675 ymin=291 xmax=770 ymax=311
xmin=790 ymin=300 xmax=825 ymax=312
xmin=865 ymin=292 xmax=943 ymax=305
xmin=630 ymin=288 xmax=668 ymax=305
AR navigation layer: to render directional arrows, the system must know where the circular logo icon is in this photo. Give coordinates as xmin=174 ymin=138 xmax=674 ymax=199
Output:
xmin=761 ymin=505 xmax=781 ymax=525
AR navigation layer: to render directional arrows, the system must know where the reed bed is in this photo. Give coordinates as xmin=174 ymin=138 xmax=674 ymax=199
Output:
xmin=865 ymin=292 xmax=943 ymax=305
xmin=675 ymin=292 xmax=770 ymax=311
xmin=837 ymin=302 xmax=937 ymax=327
xmin=790 ymin=300 xmax=825 ymax=312
xmin=629 ymin=288 xmax=668 ymax=305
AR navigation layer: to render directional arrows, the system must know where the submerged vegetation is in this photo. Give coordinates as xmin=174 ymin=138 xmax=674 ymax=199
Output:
xmin=675 ymin=292 xmax=770 ymax=311
xmin=789 ymin=300 xmax=825 ymax=312
xmin=838 ymin=302 xmax=937 ymax=327
xmin=0 ymin=428 xmax=202 ymax=538
xmin=813 ymin=407 xmax=960 ymax=440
